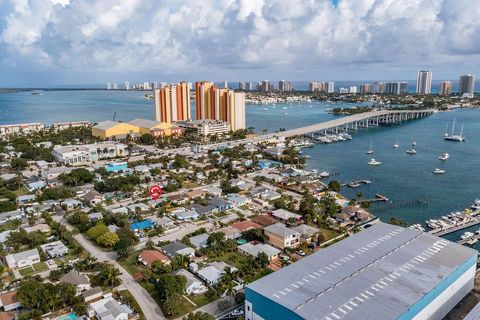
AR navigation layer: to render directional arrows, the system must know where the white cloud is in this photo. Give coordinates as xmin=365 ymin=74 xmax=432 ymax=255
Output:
xmin=0 ymin=0 xmax=480 ymax=81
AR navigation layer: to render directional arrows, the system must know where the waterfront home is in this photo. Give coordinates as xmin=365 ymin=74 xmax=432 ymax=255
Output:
xmin=264 ymin=223 xmax=300 ymax=249
xmin=88 ymin=296 xmax=129 ymax=320
xmin=238 ymin=242 xmax=281 ymax=261
xmin=161 ymin=240 xmax=195 ymax=258
xmin=271 ymin=209 xmax=302 ymax=224
xmin=226 ymin=193 xmax=252 ymax=207
xmin=174 ymin=269 xmax=207 ymax=295
xmin=40 ymin=241 xmax=69 ymax=258
xmin=138 ymin=250 xmax=170 ymax=267
xmin=5 ymin=248 xmax=40 ymax=269
xmin=292 ymin=224 xmax=319 ymax=242
xmin=60 ymin=271 xmax=91 ymax=294
xmin=333 ymin=212 xmax=353 ymax=226
xmin=189 ymin=233 xmax=209 ymax=249
xmin=0 ymin=291 xmax=21 ymax=312
xmin=209 ymin=197 xmax=233 ymax=211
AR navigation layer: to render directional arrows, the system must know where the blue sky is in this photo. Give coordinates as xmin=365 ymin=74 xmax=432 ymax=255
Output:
xmin=1 ymin=0 xmax=480 ymax=87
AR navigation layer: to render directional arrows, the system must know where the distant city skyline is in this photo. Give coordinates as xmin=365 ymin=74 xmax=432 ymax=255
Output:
xmin=1 ymin=0 xmax=480 ymax=86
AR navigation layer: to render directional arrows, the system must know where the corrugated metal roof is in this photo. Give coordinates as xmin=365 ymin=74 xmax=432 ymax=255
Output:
xmin=128 ymin=118 xmax=161 ymax=129
xmin=247 ymin=222 xmax=477 ymax=320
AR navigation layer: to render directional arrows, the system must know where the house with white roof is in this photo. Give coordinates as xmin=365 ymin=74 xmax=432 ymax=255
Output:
xmin=238 ymin=242 xmax=281 ymax=261
xmin=174 ymin=269 xmax=207 ymax=295
xmin=88 ymin=296 xmax=129 ymax=320
xmin=40 ymin=241 xmax=69 ymax=258
xmin=5 ymin=248 xmax=40 ymax=269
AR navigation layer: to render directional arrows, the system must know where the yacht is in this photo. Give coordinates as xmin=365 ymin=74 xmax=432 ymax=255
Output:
xmin=461 ymin=232 xmax=474 ymax=240
xmin=426 ymin=219 xmax=440 ymax=229
xmin=409 ymin=224 xmax=425 ymax=232
xmin=438 ymin=153 xmax=449 ymax=160
xmin=471 ymin=199 xmax=480 ymax=211
xmin=444 ymin=117 xmax=465 ymax=142
xmin=366 ymin=142 xmax=374 ymax=154
xmin=368 ymin=158 xmax=381 ymax=166
xmin=319 ymin=171 xmax=330 ymax=178
xmin=432 ymin=168 xmax=446 ymax=174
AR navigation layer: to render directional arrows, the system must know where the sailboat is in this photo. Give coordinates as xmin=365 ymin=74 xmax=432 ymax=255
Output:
xmin=393 ymin=137 xmax=400 ymax=148
xmin=444 ymin=117 xmax=465 ymax=141
xmin=406 ymin=140 xmax=417 ymax=154
xmin=366 ymin=142 xmax=374 ymax=154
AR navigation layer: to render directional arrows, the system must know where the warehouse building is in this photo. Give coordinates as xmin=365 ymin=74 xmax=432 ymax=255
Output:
xmin=245 ymin=222 xmax=477 ymax=320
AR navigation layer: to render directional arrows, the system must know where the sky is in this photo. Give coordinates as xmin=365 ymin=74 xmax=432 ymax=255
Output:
xmin=0 ymin=0 xmax=480 ymax=87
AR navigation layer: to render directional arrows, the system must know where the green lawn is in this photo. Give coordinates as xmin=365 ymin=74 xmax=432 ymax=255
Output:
xmin=117 ymin=250 xmax=141 ymax=276
xmin=214 ymin=211 xmax=228 ymax=218
xmin=245 ymin=268 xmax=273 ymax=283
xmin=19 ymin=267 xmax=35 ymax=277
xmin=33 ymin=262 xmax=49 ymax=272
xmin=166 ymin=294 xmax=209 ymax=319
xmin=13 ymin=187 xmax=30 ymax=196
xmin=318 ymin=227 xmax=341 ymax=242
xmin=208 ymin=252 xmax=248 ymax=269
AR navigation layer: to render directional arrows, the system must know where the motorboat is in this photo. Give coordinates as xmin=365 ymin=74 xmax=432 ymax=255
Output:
xmin=438 ymin=153 xmax=449 ymax=160
xmin=444 ymin=117 xmax=465 ymax=141
xmin=406 ymin=148 xmax=417 ymax=154
xmin=319 ymin=171 xmax=330 ymax=178
xmin=432 ymin=168 xmax=445 ymax=174
xmin=366 ymin=142 xmax=374 ymax=154
xmin=471 ymin=199 xmax=480 ymax=211
xmin=461 ymin=232 xmax=474 ymax=240
xmin=368 ymin=158 xmax=381 ymax=166
xmin=393 ymin=137 xmax=400 ymax=148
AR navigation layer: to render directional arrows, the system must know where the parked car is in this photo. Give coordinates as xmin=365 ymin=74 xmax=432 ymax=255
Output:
xmin=296 ymin=250 xmax=306 ymax=256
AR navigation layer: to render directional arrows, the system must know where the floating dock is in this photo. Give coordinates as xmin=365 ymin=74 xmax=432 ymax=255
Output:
xmin=340 ymin=179 xmax=372 ymax=188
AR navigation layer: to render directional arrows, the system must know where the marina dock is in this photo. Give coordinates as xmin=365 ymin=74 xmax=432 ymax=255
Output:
xmin=341 ymin=179 xmax=372 ymax=188
xmin=363 ymin=193 xmax=389 ymax=203
xmin=428 ymin=217 xmax=480 ymax=237
xmin=457 ymin=233 xmax=480 ymax=245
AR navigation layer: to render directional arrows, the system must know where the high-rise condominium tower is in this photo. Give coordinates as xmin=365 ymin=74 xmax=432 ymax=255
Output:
xmin=154 ymin=82 xmax=191 ymax=124
xmin=416 ymin=71 xmax=432 ymax=95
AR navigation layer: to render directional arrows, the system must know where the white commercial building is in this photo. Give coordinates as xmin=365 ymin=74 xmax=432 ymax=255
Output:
xmin=53 ymin=141 xmax=128 ymax=165
xmin=176 ymin=120 xmax=231 ymax=137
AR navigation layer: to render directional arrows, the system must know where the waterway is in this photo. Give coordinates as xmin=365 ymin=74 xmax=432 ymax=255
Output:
xmin=0 ymin=90 xmax=479 ymax=244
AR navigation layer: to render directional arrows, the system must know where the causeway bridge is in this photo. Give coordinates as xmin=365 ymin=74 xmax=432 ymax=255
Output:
xmin=160 ymin=109 xmax=435 ymax=154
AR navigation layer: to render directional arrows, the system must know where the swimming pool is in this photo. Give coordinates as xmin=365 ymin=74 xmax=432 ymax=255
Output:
xmin=130 ymin=219 xmax=155 ymax=230
xmin=58 ymin=313 xmax=78 ymax=320
xmin=236 ymin=239 xmax=247 ymax=245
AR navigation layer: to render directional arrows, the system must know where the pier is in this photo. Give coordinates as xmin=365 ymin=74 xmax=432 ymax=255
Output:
xmin=363 ymin=194 xmax=389 ymax=203
xmin=340 ymin=179 xmax=372 ymax=188
xmin=428 ymin=217 xmax=480 ymax=237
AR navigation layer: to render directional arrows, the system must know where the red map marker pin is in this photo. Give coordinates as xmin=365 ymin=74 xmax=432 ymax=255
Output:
xmin=149 ymin=185 xmax=163 ymax=200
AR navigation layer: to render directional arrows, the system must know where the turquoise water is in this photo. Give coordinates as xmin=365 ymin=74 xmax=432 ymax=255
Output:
xmin=1 ymin=90 xmax=479 ymax=243
xmin=130 ymin=219 xmax=155 ymax=230
xmin=58 ymin=313 xmax=78 ymax=320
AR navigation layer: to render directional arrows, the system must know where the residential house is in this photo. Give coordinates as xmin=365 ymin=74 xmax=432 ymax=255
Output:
xmin=0 ymin=210 xmax=22 ymax=224
xmin=161 ymin=241 xmax=195 ymax=258
xmin=82 ymin=287 xmax=103 ymax=303
xmin=217 ymin=226 xmax=241 ymax=240
xmin=88 ymin=297 xmax=129 ymax=320
xmin=271 ymin=209 xmax=302 ymax=224
xmin=189 ymin=233 xmax=209 ymax=249
xmin=190 ymin=204 xmax=218 ymax=216
xmin=126 ymin=203 xmax=149 ymax=213
xmin=60 ymin=271 xmax=91 ymax=293
xmin=5 ymin=249 xmax=40 ymax=269
xmin=26 ymin=180 xmax=46 ymax=192
xmin=16 ymin=194 xmax=36 ymax=206
xmin=88 ymin=212 xmax=104 ymax=222
xmin=82 ymin=191 xmax=105 ymax=206
xmin=40 ymin=241 xmax=69 ymax=258
xmin=264 ymin=223 xmax=300 ymax=249
xmin=201 ymin=185 xmax=223 ymax=197
xmin=194 ymin=261 xmax=238 ymax=286
xmin=174 ymin=269 xmax=207 ymax=295
xmin=251 ymin=215 xmax=278 ymax=227
xmin=209 ymin=197 xmax=233 ymax=211
xmin=226 ymin=193 xmax=251 ymax=207
xmin=154 ymin=216 xmax=175 ymax=228
xmin=231 ymin=220 xmax=262 ymax=232
xmin=167 ymin=194 xmax=189 ymax=205
xmin=172 ymin=208 xmax=199 ymax=221
xmin=292 ymin=224 xmax=319 ymax=242
xmin=25 ymin=224 xmax=50 ymax=234
xmin=62 ymin=198 xmax=82 ymax=210
xmin=0 ymin=291 xmax=21 ymax=312
xmin=238 ymin=242 xmax=280 ymax=261
xmin=138 ymin=250 xmax=170 ymax=267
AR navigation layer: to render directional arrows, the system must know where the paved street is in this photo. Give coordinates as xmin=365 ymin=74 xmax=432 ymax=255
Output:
xmin=58 ymin=217 xmax=165 ymax=320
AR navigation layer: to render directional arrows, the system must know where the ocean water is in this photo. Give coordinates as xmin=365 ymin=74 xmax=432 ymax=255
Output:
xmin=1 ymin=90 xmax=479 ymax=243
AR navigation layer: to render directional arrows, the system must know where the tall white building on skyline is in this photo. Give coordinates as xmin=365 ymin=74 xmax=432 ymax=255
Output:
xmin=125 ymin=81 xmax=130 ymax=90
xmin=416 ymin=70 xmax=432 ymax=95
